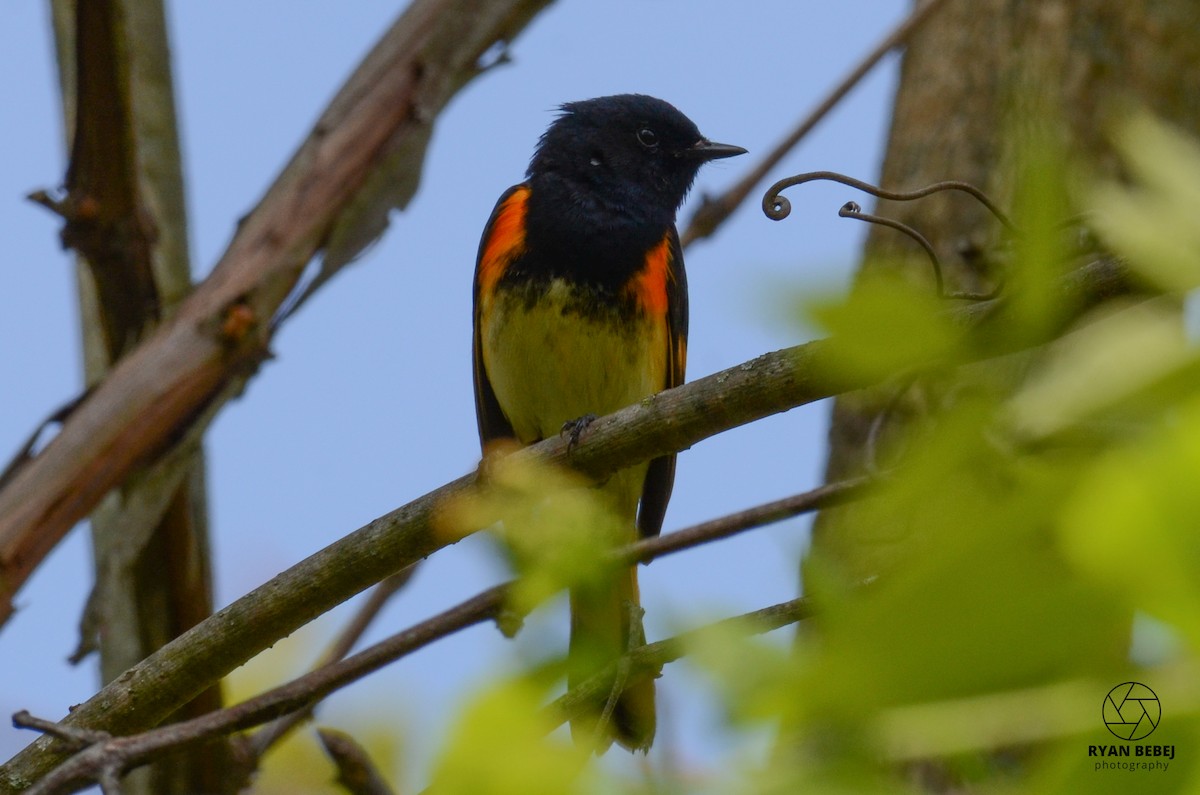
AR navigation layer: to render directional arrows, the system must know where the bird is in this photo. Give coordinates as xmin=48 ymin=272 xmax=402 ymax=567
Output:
xmin=472 ymin=93 xmax=745 ymax=751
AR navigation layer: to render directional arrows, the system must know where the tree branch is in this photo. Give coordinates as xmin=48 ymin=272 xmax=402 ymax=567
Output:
xmin=13 ymin=583 xmax=506 ymax=795
xmin=12 ymin=479 xmax=851 ymax=793
xmin=0 ymin=0 xmax=555 ymax=626
xmin=544 ymin=596 xmax=816 ymax=732
xmin=46 ymin=2 xmax=230 ymax=789
xmin=622 ymin=477 xmax=869 ymax=567
xmin=245 ymin=566 xmax=418 ymax=765
xmin=317 ymin=728 xmax=396 ymax=795
xmin=679 ymin=0 xmax=951 ymax=248
xmin=0 ymin=255 xmax=1139 ymax=790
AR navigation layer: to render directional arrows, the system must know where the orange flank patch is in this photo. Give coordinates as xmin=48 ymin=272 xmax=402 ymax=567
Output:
xmin=625 ymin=235 xmax=671 ymax=317
xmin=478 ymin=186 xmax=530 ymax=297
xmin=672 ymin=335 xmax=687 ymax=386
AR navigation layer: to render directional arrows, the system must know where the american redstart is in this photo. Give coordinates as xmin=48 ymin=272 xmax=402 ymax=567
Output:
xmin=472 ymin=94 xmax=745 ymax=751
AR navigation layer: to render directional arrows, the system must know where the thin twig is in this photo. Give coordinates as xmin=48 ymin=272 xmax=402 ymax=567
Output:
xmin=248 ymin=566 xmax=418 ymax=760
xmin=2 ymin=256 xmax=1139 ymax=790
xmin=544 ymin=596 xmax=816 ymax=731
xmin=0 ymin=0 xmax=556 ymax=631
xmin=317 ymin=728 xmax=396 ymax=795
xmin=10 ymin=713 xmax=108 ymax=750
xmin=15 ymin=479 xmax=865 ymax=792
xmin=17 ymin=586 xmax=507 ymax=795
xmin=680 ymin=0 xmax=951 ymax=248
xmin=624 ymin=476 xmax=869 ymax=567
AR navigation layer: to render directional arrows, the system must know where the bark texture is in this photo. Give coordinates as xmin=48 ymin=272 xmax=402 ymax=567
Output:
xmin=813 ymin=0 xmax=1200 ymax=579
xmin=48 ymin=1 xmax=230 ymax=792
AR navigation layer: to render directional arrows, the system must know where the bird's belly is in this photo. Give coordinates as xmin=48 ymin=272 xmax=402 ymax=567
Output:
xmin=481 ymin=279 xmax=667 ymax=445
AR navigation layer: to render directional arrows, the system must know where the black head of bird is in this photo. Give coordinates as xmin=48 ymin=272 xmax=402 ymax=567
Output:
xmin=525 ymin=94 xmax=746 ymax=250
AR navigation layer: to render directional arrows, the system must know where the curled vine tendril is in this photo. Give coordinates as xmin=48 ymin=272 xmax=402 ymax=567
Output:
xmin=763 ymin=171 xmax=1010 ymax=301
xmin=763 ymin=172 xmax=1017 ymax=475
xmin=837 ymin=201 xmax=946 ymax=295
xmin=763 ymin=170 xmax=1013 ymax=229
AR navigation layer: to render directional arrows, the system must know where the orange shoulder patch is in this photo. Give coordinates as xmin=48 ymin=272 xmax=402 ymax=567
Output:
xmin=625 ymin=235 xmax=672 ymax=317
xmin=477 ymin=186 xmax=530 ymax=297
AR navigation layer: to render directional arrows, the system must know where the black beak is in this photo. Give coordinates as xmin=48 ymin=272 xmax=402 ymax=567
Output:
xmin=681 ymin=138 xmax=747 ymax=161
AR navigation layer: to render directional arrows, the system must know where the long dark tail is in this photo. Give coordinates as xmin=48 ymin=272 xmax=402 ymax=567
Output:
xmin=568 ymin=564 xmax=655 ymax=751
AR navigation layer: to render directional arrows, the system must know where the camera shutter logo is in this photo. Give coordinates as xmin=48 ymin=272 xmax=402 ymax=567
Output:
xmin=1103 ymin=682 xmax=1160 ymax=741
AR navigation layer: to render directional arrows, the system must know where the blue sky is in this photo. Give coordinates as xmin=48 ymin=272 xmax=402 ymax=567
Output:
xmin=0 ymin=1 xmax=908 ymax=787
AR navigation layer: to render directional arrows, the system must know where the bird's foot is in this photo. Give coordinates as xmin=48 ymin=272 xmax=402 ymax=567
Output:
xmin=560 ymin=414 xmax=598 ymax=452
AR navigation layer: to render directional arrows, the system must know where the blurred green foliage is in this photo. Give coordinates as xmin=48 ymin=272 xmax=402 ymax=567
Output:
xmin=766 ymin=116 xmax=1200 ymax=793
xmin=424 ymin=116 xmax=1200 ymax=793
xmin=445 ymin=455 xmax=626 ymax=625
xmin=225 ymin=623 xmax=404 ymax=794
xmin=430 ymin=674 xmax=595 ymax=795
xmin=212 ymin=115 xmax=1200 ymax=795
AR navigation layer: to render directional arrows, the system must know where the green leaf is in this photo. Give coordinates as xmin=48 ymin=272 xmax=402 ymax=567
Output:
xmin=807 ymin=270 xmax=963 ymax=382
xmin=1006 ymin=300 xmax=1192 ymax=440
xmin=442 ymin=458 xmax=626 ymax=618
xmin=1060 ymin=394 xmax=1200 ymax=647
xmin=429 ymin=675 xmax=593 ymax=795
xmin=1091 ymin=116 xmax=1200 ymax=291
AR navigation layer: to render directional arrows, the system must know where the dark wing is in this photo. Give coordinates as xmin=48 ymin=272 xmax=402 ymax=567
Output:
xmin=636 ymin=227 xmax=688 ymax=538
xmin=473 ymin=183 xmax=531 ymax=452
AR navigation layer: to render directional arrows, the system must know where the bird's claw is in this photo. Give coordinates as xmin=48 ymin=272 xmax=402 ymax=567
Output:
xmin=561 ymin=414 xmax=598 ymax=452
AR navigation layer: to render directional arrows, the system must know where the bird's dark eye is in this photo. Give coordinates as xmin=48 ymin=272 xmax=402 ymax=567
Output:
xmin=636 ymin=127 xmax=658 ymax=149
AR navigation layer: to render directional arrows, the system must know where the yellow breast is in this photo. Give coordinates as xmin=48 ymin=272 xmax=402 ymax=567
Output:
xmin=480 ymin=278 xmax=667 ymax=446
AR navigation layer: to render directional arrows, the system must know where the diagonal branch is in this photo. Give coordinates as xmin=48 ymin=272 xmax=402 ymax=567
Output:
xmin=544 ymin=596 xmax=816 ymax=732
xmin=317 ymin=728 xmax=396 ymax=795
xmin=0 ymin=0 xmax=555 ymax=627
xmin=680 ymin=0 xmax=951 ymax=248
xmin=45 ymin=3 xmax=229 ymax=789
xmin=12 ymin=584 xmax=506 ymax=795
xmin=621 ymin=477 xmax=868 ymax=566
xmin=13 ymin=478 xmax=852 ymax=793
xmin=245 ymin=567 xmax=419 ymax=764
xmin=0 ymin=256 xmax=1139 ymax=790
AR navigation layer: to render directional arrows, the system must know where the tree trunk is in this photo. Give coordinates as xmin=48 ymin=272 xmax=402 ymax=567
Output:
xmin=811 ymin=0 xmax=1200 ymax=581
xmin=48 ymin=1 xmax=233 ymax=792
